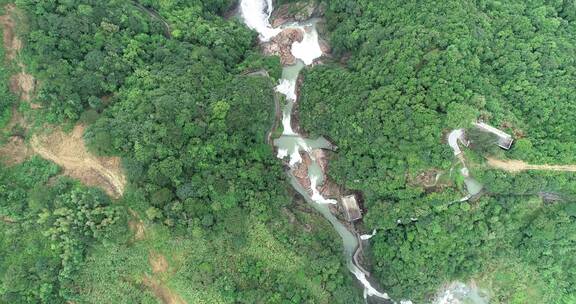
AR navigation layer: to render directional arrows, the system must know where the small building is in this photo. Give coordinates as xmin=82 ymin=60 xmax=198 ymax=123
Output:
xmin=474 ymin=122 xmax=514 ymax=150
xmin=341 ymin=194 xmax=362 ymax=222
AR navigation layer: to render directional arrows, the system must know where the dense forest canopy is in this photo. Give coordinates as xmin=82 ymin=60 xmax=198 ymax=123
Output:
xmin=2 ymin=0 xmax=576 ymax=303
xmin=299 ymin=0 xmax=576 ymax=302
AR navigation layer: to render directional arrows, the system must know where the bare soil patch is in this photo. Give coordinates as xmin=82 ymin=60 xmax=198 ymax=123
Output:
xmin=411 ymin=169 xmax=441 ymax=188
xmin=128 ymin=218 xmax=145 ymax=240
xmin=128 ymin=209 xmax=146 ymax=241
xmin=487 ymin=158 xmax=576 ymax=173
xmin=0 ymin=135 xmax=30 ymax=165
xmin=0 ymin=215 xmax=15 ymax=223
xmin=149 ymin=252 xmax=169 ymax=274
xmin=144 ymin=251 xmax=187 ymax=304
xmin=10 ymin=71 xmax=35 ymax=102
xmin=30 ymin=125 xmax=126 ymax=198
xmin=142 ymin=276 xmax=187 ymax=304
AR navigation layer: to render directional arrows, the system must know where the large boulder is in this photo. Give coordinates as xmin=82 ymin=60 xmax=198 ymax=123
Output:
xmin=270 ymin=1 xmax=326 ymax=27
xmin=261 ymin=28 xmax=304 ymax=65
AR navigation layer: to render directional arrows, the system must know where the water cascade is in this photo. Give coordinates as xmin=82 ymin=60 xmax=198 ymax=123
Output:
xmin=239 ymin=0 xmax=390 ymax=301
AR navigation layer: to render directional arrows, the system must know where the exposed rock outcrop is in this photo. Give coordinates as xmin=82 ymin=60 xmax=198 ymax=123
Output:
xmin=270 ymin=1 xmax=327 ymax=27
xmin=292 ymin=151 xmax=312 ymax=193
xmin=261 ymin=28 xmax=304 ymax=65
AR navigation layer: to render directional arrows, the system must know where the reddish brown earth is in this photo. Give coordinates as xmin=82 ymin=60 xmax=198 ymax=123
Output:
xmin=143 ymin=252 xmax=187 ymax=304
xmin=30 ymin=125 xmax=126 ymax=198
xmin=487 ymin=158 xmax=576 ymax=173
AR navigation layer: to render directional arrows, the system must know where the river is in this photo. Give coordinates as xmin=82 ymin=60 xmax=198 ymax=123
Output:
xmin=239 ymin=0 xmax=391 ymax=302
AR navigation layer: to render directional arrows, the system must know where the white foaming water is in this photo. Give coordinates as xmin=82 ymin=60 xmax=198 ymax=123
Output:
xmin=310 ymin=175 xmax=337 ymax=204
xmin=289 ymin=149 xmax=303 ymax=166
xmin=360 ymin=229 xmax=377 ymax=240
xmin=281 ymin=108 xmax=296 ymax=135
xmin=276 ymin=78 xmax=297 ymax=101
xmin=285 ymin=137 xmax=312 ymax=166
xmin=277 ymin=148 xmax=288 ymax=159
xmin=291 ymin=25 xmax=323 ymax=65
xmin=351 ymin=266 xmax=389 ymax=299
xmin=275 ymin=78 xmax=297 ymax=135
xmin=240 ymin=0 xmax=281 ymax=41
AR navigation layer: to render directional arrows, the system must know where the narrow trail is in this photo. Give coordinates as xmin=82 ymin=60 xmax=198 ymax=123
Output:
xmin=30 ymin=125 xmax=126 ymax=198
xmin=0 ymin=215 xmax=15 ymax=223
xmin=142 ymin=275 xmax=187 ymax=304
xmin=143 ymin=246 xmax=187 ymax=304
xmin=128 ymin=209 xmax=146 ymax=241
xmin=127 ymin=210 xmax=187 ymax=304
xmin=487 ymin=158 xmax=576 ymax=173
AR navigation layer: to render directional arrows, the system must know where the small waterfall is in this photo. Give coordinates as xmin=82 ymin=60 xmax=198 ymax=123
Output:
xmin=239 ymin=0 xmax=281 ymax=41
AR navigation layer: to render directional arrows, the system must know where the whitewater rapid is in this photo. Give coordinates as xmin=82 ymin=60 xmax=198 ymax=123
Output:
xmin=240 ymin=0 xmax=280 ymax=41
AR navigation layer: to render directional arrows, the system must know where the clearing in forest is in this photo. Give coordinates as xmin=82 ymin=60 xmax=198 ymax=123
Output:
xmin=487 ymin=158 xmax=576 ymax=173
xmin=30 ymin=125 xmax=126 ymax=198
xmin=0 ymin=134 xmax=30 ymax=165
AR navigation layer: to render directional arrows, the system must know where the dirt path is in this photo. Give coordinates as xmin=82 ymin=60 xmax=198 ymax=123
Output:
xmin=30 ymin=125 xmax=126 ymax=198
xmin=143 ymin=252 xmax=187 ymax=304
xmin=142 ymin=276 xmax=187 ymax=304
xmin=149 ymin=251 xmax=169 ymax=274
xmin=487 ymin=158 xmax=576 ymax=173
xmin=128 ymin=209 xmax=146 ymax=241
xmin=0 ymin=215 xmax=15 ymax=223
